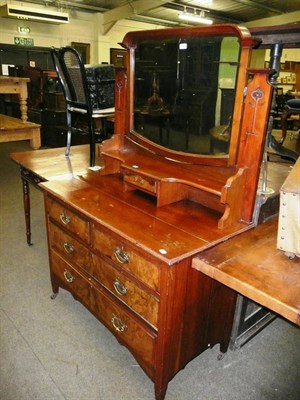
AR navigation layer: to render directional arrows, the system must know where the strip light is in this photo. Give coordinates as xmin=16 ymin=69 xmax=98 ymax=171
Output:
xmin=178 ymin=10 xmax=213 ymax=25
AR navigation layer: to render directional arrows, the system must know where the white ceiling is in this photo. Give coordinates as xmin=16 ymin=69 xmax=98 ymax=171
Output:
xmin=10 ymin=0 xmax=300 ymax=28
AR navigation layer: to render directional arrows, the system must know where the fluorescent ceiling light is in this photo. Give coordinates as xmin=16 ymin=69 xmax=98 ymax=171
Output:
xmin=178 ymin=10 xmax=213 ymax=25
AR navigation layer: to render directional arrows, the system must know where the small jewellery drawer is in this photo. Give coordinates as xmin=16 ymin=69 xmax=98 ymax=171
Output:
xmin=51 ymin=251 xmax=93 ymax=309
xmin=91 ymin=283 xmax=156 ymax=374
xmin=92 ymin=226 xmax=160 ymax=292
xmin=47 ymin=197 xmax=89 ymax=243
xmin=90 ymin=255 xmax=159 ymax=328
xmin=49 ymin=223 xmax=90 ymax=270
xmin=123 ymin=173 xmax=157 ymax=194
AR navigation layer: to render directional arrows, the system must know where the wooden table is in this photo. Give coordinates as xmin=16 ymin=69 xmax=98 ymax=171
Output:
xmin=0 ymin=114 xmax=41 ymax=149
xmin=192 ymin=217 xmax=300 ymax=326
xmin=0 ymin=76 xmax=30 ymax=122
xmin=10 ymin=145 xmax=102 ymax=245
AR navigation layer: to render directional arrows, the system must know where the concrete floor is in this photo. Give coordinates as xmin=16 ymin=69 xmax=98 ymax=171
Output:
xmin=1 ymin=140 xmax=299 ymax=400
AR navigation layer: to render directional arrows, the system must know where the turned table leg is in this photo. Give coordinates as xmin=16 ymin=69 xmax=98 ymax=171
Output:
xmin=18 ymin=82 xmax=28 ymax=122
xmin=18 ymin=167 xmax=44 ymax=245
xmin=21 ymin=176 xmax=32 ymax=246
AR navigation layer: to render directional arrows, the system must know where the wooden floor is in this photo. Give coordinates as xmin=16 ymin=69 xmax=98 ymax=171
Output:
xmin=0 ymin=114 xmax=41 ymax=149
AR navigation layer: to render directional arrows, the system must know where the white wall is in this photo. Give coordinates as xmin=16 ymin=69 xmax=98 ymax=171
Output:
xmin=95 ymin=17 xmax=164 ymax=64
xmin=0 ymin=1 xmax=164 ymax=65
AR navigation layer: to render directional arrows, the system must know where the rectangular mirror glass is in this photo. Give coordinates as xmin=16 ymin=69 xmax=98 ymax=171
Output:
xmin=133 ymin=35 xmax=240 ymax=156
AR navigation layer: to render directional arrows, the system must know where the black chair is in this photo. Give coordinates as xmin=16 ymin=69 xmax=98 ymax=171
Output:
xmin=51 ymin=46 xmax=114 ymax=169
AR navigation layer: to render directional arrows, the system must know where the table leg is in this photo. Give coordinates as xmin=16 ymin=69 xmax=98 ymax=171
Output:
xmin=19 ymin=82 xmax=28 ymax=122
xmin=21 ymin=177 xmax=32 ymax=246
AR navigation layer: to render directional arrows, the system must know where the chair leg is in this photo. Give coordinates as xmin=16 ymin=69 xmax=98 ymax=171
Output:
xmin=89 ymin=116 xmax=96 ymax=167
xmin=65 ymin=110 xmax=72 ymax=157
xmin=280 ymin=109 xmax=290 ymax=144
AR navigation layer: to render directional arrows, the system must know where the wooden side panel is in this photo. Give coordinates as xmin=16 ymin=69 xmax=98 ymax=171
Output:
xmin=181 ymin=267 xmax=236 ymax=364
xmin=153 ymin=260 xmax=190 ymax=400
xmin=113 ymin=67 xmax=127 ymax=138
xmin=181 ymin=265 xmax=212 ymax=363
xmin=228 ymin=46 xmax=253 ymax=165
xmin=236 ymin=70 xmax=273 ymax=223
xmin=218 ymin=167 xmax=247 ymax=229
xmin=205 ymin=278 xmax=237 ymax=353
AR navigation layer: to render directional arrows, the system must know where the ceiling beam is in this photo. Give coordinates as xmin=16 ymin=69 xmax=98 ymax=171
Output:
xmin=99 ymin=0 xmax=169 ymax=34
xmin=102 ymin=0 xmax=169 ymax=25
xmin=231 ymin=0 xmax=283 ymax=15
xmin=244 ymin=10 xmax=300 ymax=27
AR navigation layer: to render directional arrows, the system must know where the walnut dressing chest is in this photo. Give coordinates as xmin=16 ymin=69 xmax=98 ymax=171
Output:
xmin=42 ymin=175 xmax=239 ymax=400
xmin=40 ymin=24 xmax=273 ymax=400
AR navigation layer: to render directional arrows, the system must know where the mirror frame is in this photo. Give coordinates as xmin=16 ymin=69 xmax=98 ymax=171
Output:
xmin=121 ymin=24 xmax=257 ymax=166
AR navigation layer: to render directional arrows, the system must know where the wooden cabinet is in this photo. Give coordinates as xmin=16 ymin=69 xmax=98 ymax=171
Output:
xmin=42 ymin=180 xmax=237 ymax=400
xmin=40 ymin=24 xmax=274 ymax=400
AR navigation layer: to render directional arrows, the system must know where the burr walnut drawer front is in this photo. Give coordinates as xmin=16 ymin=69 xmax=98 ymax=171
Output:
xmin=51 ymin=251 xmax=94 ymax=310
xmin=91 ymin=282 xmax=156 ymax=376
xmin=47 ymin=198 xmax=89 ymax=243
xmin=51 ymin=251 xmax=155 ymax=375
xmin=92 ymin=226 xmax=160 ymax=292
xmin=89 ymin=254 xmax=159 ymax=329
xmin=49 ymin=222 xmax=90 ymax=270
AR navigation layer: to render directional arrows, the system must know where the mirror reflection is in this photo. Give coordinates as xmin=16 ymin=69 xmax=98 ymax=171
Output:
xmin=133 ymin=35 xmax=240 ymax=155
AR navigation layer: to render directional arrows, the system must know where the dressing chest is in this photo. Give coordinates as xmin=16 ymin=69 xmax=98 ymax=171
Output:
xmin=40 ymin=24 xmax=273 ymax=400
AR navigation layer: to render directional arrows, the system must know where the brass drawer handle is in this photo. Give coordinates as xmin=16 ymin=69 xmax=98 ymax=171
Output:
xmin=111 ymin=314 xmax=127 ymax=332
xmin=63 ymin=242 xmax=74 ymax=254
xmin=64 ymin=270 xmax=75 ymax=283
xmin=60 ymin=212 xmax=71 ymax=225
xmin=114 ymin=246 xmax=129 ymax=264
xmin=113 ymin=279 xmax=128 ymax=296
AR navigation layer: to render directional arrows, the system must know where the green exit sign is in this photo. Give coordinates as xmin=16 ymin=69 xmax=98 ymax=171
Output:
xmin=14 ymin=37 xmax=34 ymax=46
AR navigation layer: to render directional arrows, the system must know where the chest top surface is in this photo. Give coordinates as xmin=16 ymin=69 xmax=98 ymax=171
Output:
xmin=40 ymin=170 xmax=251 ymax=265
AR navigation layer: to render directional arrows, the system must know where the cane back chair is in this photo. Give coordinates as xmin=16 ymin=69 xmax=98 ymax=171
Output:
xmin=51 ymin=46 xmax=114 ymax=168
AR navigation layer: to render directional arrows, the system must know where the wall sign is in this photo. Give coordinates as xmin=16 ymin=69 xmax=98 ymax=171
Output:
xmin=14 ymin=37 xmax=34 ymax=46
xmin=110 ymin=48 xmax=127 ymax=67
xmin=18 ymin=26 xmax=30 ymax=34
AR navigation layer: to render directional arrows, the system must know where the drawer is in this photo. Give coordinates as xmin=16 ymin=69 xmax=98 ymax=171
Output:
xmin=123 ymin=172 xmax=157 ymax=194
xmin=91 ymin=282 xmax=156 ymax=377
xmin=50 ymin=251 xmax=155 ymax=377
xmin=49 ymin=222 xmax=90 ymax=270
xmin=92 ymin=226 xmax=160 ymax=292
xmin=50 ymin=251 xmax=93 ymax=310
xmin=47 ymin=197 xmax=89 ymax=243
xmin=90 ymin=254 xmax=159 ymax=329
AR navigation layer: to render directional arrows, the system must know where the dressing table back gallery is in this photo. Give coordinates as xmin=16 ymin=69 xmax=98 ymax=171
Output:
xmin=40 ymin=25 xmax=274 ymax=400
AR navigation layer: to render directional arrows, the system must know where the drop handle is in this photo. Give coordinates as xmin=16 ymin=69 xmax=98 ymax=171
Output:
xmin=111 ymin=314 xmax=127 ymax=332
xmin=64 ymin=270 xmax=75 ymax=283
xmin=113 ymin=279 xmax=128 ymax=296
xmin=63 ymin=242 xmax=74 ymax=254
xmin=114 ymin=246 xmax=129 ymax=264
xmin=60 ymin=212 xmax=71 ymax=225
